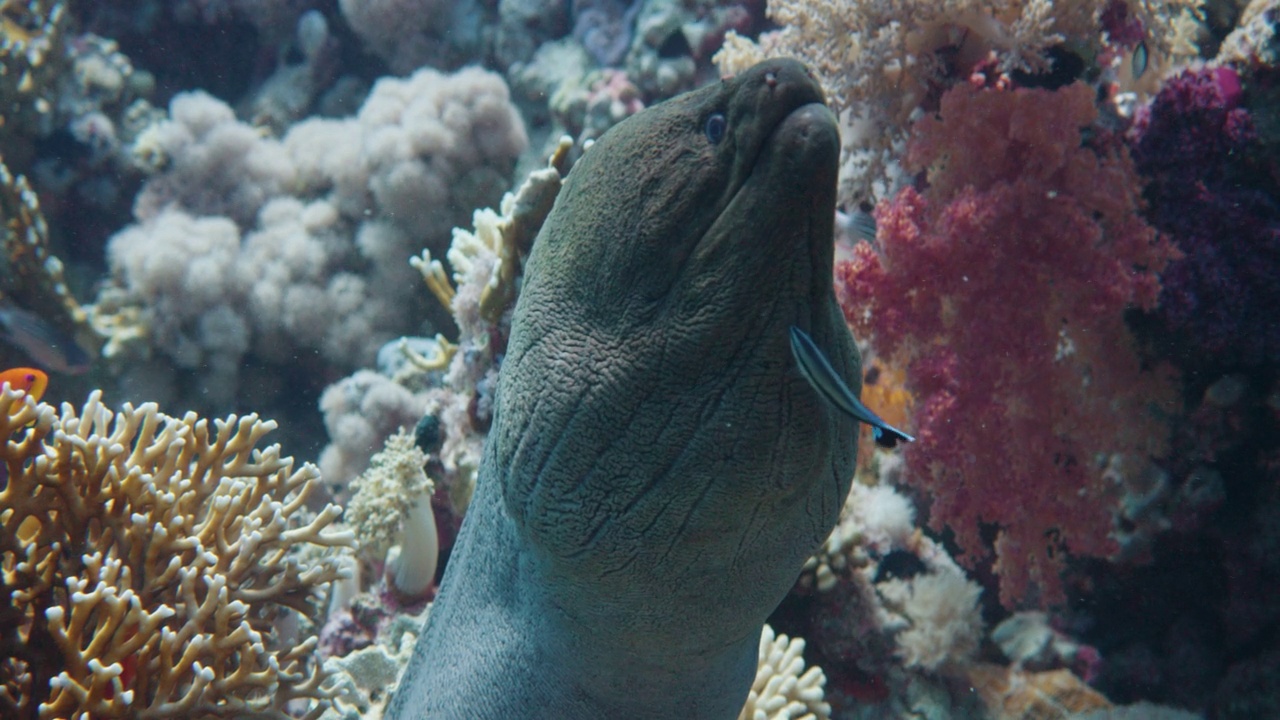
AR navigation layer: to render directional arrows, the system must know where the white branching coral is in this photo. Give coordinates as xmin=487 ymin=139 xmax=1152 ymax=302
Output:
xmin=0 ymin=387 xmax=356 ymax=719
xmin=738 ymin=625 xmax=831 ymax=720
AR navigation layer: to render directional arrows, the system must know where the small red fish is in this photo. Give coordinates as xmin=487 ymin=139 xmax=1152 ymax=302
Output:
xmin=105 ymin=628 xmax=139 ymax=701
xmin=0 ymin=367 xmax=47 ymax=402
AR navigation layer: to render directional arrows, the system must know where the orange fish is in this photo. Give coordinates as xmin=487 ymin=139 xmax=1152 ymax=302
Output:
xmin=0 ymin=367 xmax=48 ymax=402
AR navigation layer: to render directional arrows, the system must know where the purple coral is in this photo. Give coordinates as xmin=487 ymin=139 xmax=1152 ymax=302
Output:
xmin=1129 ymin=67 xmax=1280 ymax=367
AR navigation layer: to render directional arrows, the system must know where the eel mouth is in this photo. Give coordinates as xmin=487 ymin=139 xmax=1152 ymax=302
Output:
xmin=730 ymin=96 xmax=840 ymax=283
xmin=766 ymin=102 xmax=840 ymax=176
xmin=769 ymin=101 xmax=841 ymax=300
xmin=731 ymin=60 xmax=830 ymax=185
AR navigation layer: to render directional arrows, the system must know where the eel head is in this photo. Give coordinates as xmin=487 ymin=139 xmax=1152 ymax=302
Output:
xmin=497 ymin=58 xmax=859 ymax=647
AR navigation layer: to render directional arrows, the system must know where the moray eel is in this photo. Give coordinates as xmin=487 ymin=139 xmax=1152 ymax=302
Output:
xmin=386 ymin=59 xmax=860 ymax=720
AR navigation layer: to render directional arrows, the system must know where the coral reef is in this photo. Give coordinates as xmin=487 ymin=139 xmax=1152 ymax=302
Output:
xmin=1216 ymin=0 xmax=1280 ymax=67
xmin=548 ymin=65 xmax=647 ymax=143
xmin=836 ymin=80 xmax=1180 ymax=607
xmin=318 ymin=370 xmax=430 ymax=498
xmin=0 ymin=158 xmax=95 ymax=374
xmin=794 ymin=477 xmax=986 ymax=715
xmin=0 ymin=386 xmax=356 ymax=719
xmin=965 ymin=664 xmax=1112 ymax=719
xmin=493 ymin=0 xmax=571 ymax=71
xmin=316 ymin=137 xmax=571 ymax=500
xmin=318 ymin=605 xmax=430 ymax=719
xmin=93 ymin=65 xmax=527 ymax=418
xmin=130 ymin=90 xmax=295 ymax=226
xmin=715 ymin=0 xmax=1203 ymax=203
xmin=338 ymin=0 xmax=490 ymax=74
xmin=993 ymin=611 xmax=1103 ymax=682
xmin=4 ymin=0 xmax=1278 ymax=715
xmin=1068 ymin=371 xmax=1280 ymax=715
xmin=573 ymin=0 xmax=641 ymax=67
xmin=0 ymin=0 xmax=70 ymax=148
xmin=1129 ymin=65 xmax=1280 ymax=367
xmin=624 ymin=0 xmax=754 ymax=97
xmin=0 ymin=0 xmax=159 ymax=279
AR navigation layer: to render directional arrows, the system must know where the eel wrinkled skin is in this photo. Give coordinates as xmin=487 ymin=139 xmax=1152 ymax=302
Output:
xmin=386 ymin=58 xmax=860 ymax=720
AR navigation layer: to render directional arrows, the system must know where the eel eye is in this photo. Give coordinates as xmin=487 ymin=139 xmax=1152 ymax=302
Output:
xmin=704 ymin=113 xmax=727 ymax=144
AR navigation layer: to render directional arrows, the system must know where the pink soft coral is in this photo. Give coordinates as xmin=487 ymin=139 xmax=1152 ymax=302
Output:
xmin=838 ymin=81 xmax=1179 ymax=607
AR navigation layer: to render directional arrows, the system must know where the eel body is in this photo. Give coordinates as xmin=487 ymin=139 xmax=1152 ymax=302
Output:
xmin=386 ymin=58 xmax=860 ymax=720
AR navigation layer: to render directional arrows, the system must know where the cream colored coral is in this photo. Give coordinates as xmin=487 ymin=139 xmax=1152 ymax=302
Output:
xmin=799 ymin=511 xmax=866 ymax=592
xmin=0 ymin=387 xmax=355 ymax=719
xmin=1217 ymin=0 xmax=1280 ymax=65
xmin=411 ymin=135 xmax=572 ymax=328
xmin=738 ymin=625 xmax=831 ymax=720
xmin=798 ymin=480 xmax=984 ymax=674
xmin=346 ymin=430 xmax=433 ymax=559
xmin=878 ymin=566 xmax=984 ymax=672
xmin=345 ymin=430 xmax=438 ymax=596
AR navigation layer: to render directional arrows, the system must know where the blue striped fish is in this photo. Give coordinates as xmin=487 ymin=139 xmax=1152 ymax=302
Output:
xmin=789 ymin=326 xmax=915 ymax=448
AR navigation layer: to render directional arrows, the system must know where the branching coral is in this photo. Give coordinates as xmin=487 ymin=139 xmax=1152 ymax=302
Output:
xmin=0 ymin=386 xmax=356 ymax=719
xmin=413 ymin=135 xmax=571 ymax=333
xmin=836 ymin=81 xmax=1179 ymax=607
xmin=715 ymin=0 xmax=1202 ymax=204
xmin=738 ymin=625 xmax=831 ymax=720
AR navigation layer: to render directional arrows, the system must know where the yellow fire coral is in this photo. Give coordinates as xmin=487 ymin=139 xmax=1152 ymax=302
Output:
xmin=0 ymin=387 xmax=356 ymax=719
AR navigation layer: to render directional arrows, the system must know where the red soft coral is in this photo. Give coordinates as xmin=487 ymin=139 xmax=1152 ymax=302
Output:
xmin=838 ymin=81 xmax=1179 ymax=607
